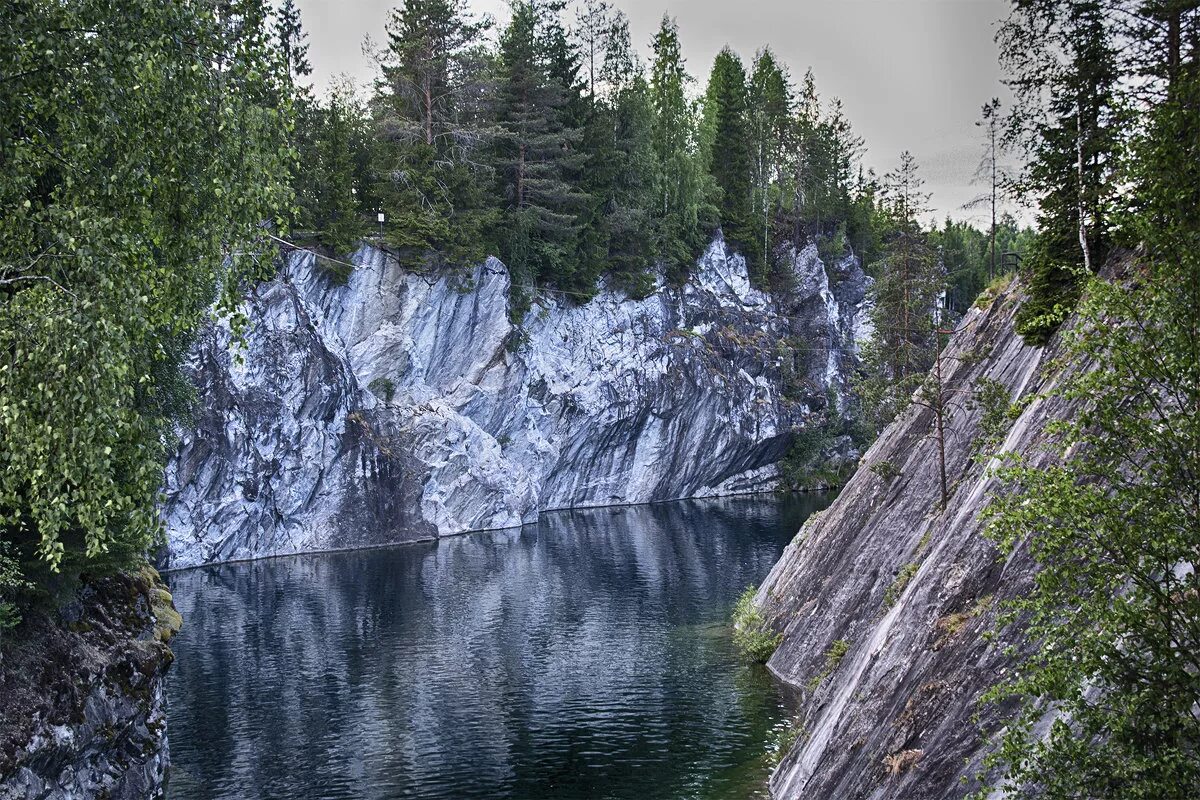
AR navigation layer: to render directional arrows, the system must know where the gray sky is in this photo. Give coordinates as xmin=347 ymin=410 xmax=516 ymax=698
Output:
xmin=295 ymin=0 xmax=1018 ymax=225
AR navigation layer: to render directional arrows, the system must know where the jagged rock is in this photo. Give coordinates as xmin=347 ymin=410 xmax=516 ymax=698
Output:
xmin=162 ymin=236 xmax=870 ymax=569
xmin=755 ymin=281 xmax=1086 ymax=799
xmin=0 ymin=570 xmax=179 ymax=800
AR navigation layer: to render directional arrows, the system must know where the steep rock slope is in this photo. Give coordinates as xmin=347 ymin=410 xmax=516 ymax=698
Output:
xmin=0 ymin=569 xmax=180 ymax=800
xmin=163 ymin=237 xmax=868 ymax=568
xmin=756 ymin=281 xmax=1081 ymax=799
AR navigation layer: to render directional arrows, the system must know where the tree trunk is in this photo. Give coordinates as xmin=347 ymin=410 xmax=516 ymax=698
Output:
xmin=935 ymin=348 xmax=948 ymax=508
xmin=1076 ymin=99 xmax=1092 ymax=273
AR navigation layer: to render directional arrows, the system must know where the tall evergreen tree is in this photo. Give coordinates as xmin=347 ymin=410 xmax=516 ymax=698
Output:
xmin=702 ymin=47 xmax=759 ymax=278
xmin=748 ymin=49 xmax=792 ymax=269
xmin=574 ymin=9 xmax=656 ymax=295
xmin=309 ymin=81 xmax=368 ymax=256
xmin=859 ymin=151 xmax=943 ymax=429
xmin=493 ymin=1 xmax=589 ymax=302
xmin=374 ymin=0 xmax=495 ymax=267
xmin=648 ymin=15 xmax=709 ymax=280
xmin=1001 ymin=0 xmax=1122 ymax=343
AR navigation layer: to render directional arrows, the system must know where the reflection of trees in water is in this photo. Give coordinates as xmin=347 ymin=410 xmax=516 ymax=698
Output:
xmin=166 ymin=494 xmax=832 ymax=800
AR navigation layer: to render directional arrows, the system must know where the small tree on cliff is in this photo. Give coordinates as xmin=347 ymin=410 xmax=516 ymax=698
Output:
xmin=858 ymin=151 xmax=943 ymax=430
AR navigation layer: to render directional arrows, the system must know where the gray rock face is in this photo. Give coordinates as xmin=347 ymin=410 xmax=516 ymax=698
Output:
xmin=163 ymin=236 xmax=869 ymax=569
xmin=755 ymin=282 xmax=1087 ymax=799
xmin=0 ymin=571 xmax=179 ymax=800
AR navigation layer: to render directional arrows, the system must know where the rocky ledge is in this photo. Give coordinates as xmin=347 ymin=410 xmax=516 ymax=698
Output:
xmin=755 ymin=279 xmax=1086 ymax=799
xmin=0 ymin=568 xmax=181 ymax=800
xmin=162 ymin=236 xmax=869 ymax=568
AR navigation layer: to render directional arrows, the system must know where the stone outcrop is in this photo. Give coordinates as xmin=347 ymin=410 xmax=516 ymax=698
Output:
xmin=162 ymin=236 xmax=869 ymax=569
xmin=755 ymin=279 xmax=1085 ymax=799
xmin=0 ymin=569 xmax=180 ymax=800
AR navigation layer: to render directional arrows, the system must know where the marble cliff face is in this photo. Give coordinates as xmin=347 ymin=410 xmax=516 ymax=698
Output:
xmin=161 ymin=236 xmax=869 ymax=569
xmin=755 ymin=280 xmax=1094 ymax=799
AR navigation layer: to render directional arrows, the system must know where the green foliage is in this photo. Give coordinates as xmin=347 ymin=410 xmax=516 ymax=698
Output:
xmin=747 ymin=49 xmax=791 ymax=278
xmin=1000 ymin=0 xmax=1123 ymax=346
xmin=492 ymin=1 xmax=591 ymax=296
xmin=0 ymin=0 xmax=292 ymax=593
xmin=856 ymin=152 xmax=943 ymax=432
xmin=935 ymin=217 xmax=1031 ymax=313
xmin=278 ymin=4 xmax=911 ymax=309
xmin=972 ymin=271 xmax=1015 ymax=311
xmin=883 ymin=562 xmax=920 ymax=609
xmin=702 ymin=48 xmax=759 ymax=277
xmin=371 ymin=0 xmax=495 ymax=269
xmin=731 ymin=586 xmax=783 ymax=663
xmin=969 ymin=377 xmax=1015 ymax=457
xmin=870 ymin=460 xmax=901 ymax=481
xmin=806 ymin=638 xmax=851 ymax=691
xmin=0 ymin=542 xmax=30 ymax=631
xmin=978 ymin=47 xmax=1200 ymax=797
xmin=368 ymin=377 xmax=396 ymax=403
xmin=648 ymin=14 xmax=711 ymax=282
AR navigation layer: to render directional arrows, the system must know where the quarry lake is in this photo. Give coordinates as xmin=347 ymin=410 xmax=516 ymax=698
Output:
xmin=164 ymin=493 xmax=832 ymax=800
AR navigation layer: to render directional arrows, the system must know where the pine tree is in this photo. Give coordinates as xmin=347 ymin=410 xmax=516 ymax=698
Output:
xmin=965 ymin=98 xmax=1005 ymax=282
xmin=374 ymin=0 xmax=495 ymax=267
xmin=702 ymin=47 xmax=759 ymax=278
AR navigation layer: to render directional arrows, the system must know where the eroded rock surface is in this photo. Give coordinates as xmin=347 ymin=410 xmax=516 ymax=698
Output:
xmin=163 ymin=236 xmax=868 ymax=568
xmin=756 ymin=281 xmax=1085 ymax=799
xmin=0 ymin=570 xmax=180 ymax=800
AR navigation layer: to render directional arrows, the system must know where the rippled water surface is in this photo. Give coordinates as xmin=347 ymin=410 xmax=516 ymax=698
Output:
xmin=166 ymin=494 xmax=832 ymax=800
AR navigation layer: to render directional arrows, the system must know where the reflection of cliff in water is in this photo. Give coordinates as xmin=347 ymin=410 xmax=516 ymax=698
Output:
xmin=166 ymin=493 xmax=831 ymax=800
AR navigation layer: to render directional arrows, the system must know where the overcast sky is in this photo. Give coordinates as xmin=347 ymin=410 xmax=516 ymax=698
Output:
xmin=294 ymin=0 xmax=1019 ymax=225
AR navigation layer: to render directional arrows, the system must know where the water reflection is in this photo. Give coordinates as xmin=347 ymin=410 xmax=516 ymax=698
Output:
xmin=166 ymin=494 xmax=831 ymax=800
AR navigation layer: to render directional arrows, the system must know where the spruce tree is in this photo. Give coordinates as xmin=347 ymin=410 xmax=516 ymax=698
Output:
xmin=859 ymin=151 xmax=943 ymax=429
xmin=311 ymin=81 xmax=367 ymax=257
xmin=702 ymin=47 xmax=759 ymax=278
xmin=493 ymin=1 xmax=589 ymax=302
xmin=375 ymin=0 xmax=495 ymax=268
xmin=574 ymin=9 xmax=656 ymax=295
xmin=648 ymin=15 xmax=709 ymax=280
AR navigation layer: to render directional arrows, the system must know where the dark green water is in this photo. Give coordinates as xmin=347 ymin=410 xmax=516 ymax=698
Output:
xmin=165 ymin=493 xmax=831 ymax=800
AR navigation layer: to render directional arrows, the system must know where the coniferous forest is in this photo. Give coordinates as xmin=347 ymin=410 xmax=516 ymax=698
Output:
xmin=285 ymin=1 xmax=1027 ymax=313
xmin=1 ymin=1 xmax=1197 ymax=799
